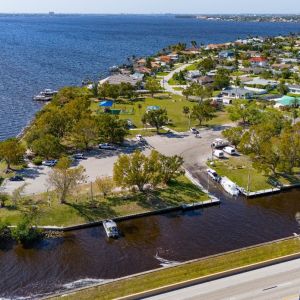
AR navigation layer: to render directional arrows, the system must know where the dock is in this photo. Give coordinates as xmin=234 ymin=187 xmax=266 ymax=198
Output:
xmin=181 ymin=199 xmax=220 ymax=210
xmin=239 ymin=187 xmax=281 ymax=197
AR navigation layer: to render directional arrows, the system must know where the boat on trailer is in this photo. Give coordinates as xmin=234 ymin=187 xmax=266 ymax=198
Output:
xmin=103 ymin=220 xmax=119 ymax=238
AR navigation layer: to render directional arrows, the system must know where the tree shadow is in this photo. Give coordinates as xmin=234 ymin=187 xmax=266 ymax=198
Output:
xmin=66 ymin=202 xmax=118 ymax=222
xmin=132 ymin=180 xmax=206 ymax=210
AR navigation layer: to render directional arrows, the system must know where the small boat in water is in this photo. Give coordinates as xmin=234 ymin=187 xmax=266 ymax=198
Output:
xmin=220 ymin=177 xmax=240 ymax=196
xmin=109 ymin=65 xmax=119 ymax=73
xmin=33 ymin=89 xmax=58 ymax=101
xmin=103 ymin=220 xmax=119 ymax=238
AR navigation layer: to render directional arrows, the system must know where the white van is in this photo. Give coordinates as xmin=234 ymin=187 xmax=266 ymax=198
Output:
xmin=223 ymin=146 xmax=237 ymax=156
xmin=213 ymin=150 xmax=225 ymax=159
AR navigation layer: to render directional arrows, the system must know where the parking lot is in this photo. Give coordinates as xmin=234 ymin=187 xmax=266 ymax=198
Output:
xmin=2 ymin=126 xmax=231 ymax=196
xmin=145 ymin=125 xmax=231 ymax=168
xmin=2 ymin=141 xmax=151 ymax=195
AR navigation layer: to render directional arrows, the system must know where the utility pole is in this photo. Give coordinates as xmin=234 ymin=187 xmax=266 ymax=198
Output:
xmin=246 ymin=168 xmax=251 ymax=197
xmin=90 ymin=182 xmax=94 ymax=202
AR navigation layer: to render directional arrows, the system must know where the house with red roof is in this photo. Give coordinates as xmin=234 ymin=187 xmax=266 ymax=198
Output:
xmin=249 ymin=57 xmax=268 ymax=67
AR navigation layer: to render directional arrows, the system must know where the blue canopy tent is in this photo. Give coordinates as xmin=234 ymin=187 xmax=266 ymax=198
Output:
xmin=99 ymin=100 xmax=114 ymax=107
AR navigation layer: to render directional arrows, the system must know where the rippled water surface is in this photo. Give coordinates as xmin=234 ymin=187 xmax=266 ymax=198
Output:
xmin=0 ymin=15 xmax=300 ymax=140
xmin=0 ymin=188 xmax=299 ymax=298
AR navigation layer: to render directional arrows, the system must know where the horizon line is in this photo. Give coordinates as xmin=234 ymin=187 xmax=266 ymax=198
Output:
xmin=0 ymin=12 xmax=300 ymax=15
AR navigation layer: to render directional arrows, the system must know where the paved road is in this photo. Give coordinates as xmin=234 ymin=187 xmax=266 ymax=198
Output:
xmin=160 ymin=63 xmax=191 ymax=95
xmin=146 ymin=125 xmax=232 ymax=167
xmin=146 ymin=259 xmax=300 ymax=300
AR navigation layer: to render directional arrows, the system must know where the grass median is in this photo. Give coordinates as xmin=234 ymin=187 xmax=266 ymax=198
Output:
xmin=51 ymin=237 xmax=300 ymax=300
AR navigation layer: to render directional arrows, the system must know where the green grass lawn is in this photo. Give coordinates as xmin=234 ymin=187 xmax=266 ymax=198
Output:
xmin=173 ymin=87 xmax=184 ymax=91
xmin=53 ymin=237 xmax=300 ymax=300
xmin=0 ymin=176 xmax=208 ymax=227
xmin=91 ymin=95 xmax=232 ymax=133
xmin=156 ymin=72 xmax=170 ymax=77
xmin=212 ymin=156 xmax=300 ymax=192
xmin=167 ymin=78 xmax=186 ymax=86
xmin=185 ymin=64 xmax=198 ymax=71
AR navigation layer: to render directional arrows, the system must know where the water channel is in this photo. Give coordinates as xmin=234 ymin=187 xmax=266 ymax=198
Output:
xmin=0 ymin=185 xmax=299 ymax=299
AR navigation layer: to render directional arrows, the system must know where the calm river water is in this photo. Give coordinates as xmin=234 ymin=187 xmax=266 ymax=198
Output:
xmin=0 ymin=188 xmax=299 ymax=299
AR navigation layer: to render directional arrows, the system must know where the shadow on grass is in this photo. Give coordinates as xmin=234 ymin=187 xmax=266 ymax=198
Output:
xmin=276 ymin=173 xmax=300 ymax=185
xmin=128 ymin=180 xmax=207 ymax=211
xmin=66 ymin=202 xmax=118 ymax=222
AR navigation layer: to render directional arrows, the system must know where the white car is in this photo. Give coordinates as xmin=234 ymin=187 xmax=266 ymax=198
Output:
xmin=207 ymin=168 xmax=221 ymax=182
xmin=223 ymin=146 xmax=237 ymax=156
xmin=213 ymin=150 xmax=225 ymax=159
xmin=42 ymin=160 xmax=57 ymax=167
xmin=73 ymin=153 xmax=86 ymax=160
xmin=99 ymin=143 xmax=116 ymax=150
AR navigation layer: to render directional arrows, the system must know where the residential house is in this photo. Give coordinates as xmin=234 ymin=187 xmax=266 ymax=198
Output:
xmin=100 ymin=74 xmax=140 ymax=86
xmin=222 ymin=87 xmax=254 ymax=99
xmin=287 ymin=84 xmax=300 ymax=95
xmin=194 ymin=76 xmax=215 ymax=86
xmin=159 ymin=56 xmax=172 ymax=64
xmin=167 ymin=53 xmax=179 ymax=61
xmin=244 ymin=78 xmax=278 ymax=89
xmin=206 ymin=43 xmax=226 ymax=50
xmin=134 ymin=66 xmax=151 ymax=75
xmin=219 ymin=50 xmax=235 ymax=59
xmin=249 ymin=57 xmax=268 ymax=67
xmin=186 ymin=70 xmax=201 ymax=80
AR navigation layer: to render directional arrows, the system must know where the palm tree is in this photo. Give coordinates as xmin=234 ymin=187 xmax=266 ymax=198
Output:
xmin=191 ymin=40 xmax=198 ymax=49
xmin=183 ymin=106 xmax=191 ymax=128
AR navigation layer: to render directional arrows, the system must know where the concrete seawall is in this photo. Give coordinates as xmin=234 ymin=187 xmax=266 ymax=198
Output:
xmin=25 ymin=199 xmax=220 ymax=232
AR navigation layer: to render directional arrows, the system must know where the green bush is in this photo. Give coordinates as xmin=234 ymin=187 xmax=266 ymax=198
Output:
xmin=11 ymin=218 xmax=41 ymax=244
xmin=0 ymin=220 xmax=10 ymax=239
xmin=32 ymin=157 xmax=43 ymax=166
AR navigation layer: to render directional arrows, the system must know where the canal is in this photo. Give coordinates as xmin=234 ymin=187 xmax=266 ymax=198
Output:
xmin=0 ymin=187 xmax=300 ymax=299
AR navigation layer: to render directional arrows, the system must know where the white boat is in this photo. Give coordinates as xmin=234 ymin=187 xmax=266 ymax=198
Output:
xmin=103 ymin=220 xmax=119 ymax=238
xmin=220 ymin=177 xmax=240 ymax=196
xmin=33 ymin=89 xmax=58 ymax=101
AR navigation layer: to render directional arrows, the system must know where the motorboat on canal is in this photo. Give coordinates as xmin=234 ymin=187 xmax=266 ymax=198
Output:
xmin=220 ymin=177 xmax=240 ymax=196
xmin=103 ymin=220 xmax=119 ymax=238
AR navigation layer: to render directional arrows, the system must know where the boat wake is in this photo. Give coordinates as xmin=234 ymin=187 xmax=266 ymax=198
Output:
xmin=155 ymin=252 xmax=181 ymax=267
xmin=62 ymin=278 xmax=108 ymax=290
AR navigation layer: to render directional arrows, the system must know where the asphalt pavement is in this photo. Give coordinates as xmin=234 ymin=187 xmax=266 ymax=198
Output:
xmin=146 ymin=258 xmax=300 ymax=300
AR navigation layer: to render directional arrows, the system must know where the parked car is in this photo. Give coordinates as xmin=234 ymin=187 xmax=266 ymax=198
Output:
xmin=9 ymin=175 xmax=24 ymax=182
xmin=126 ymin=119 xmax=135 ymax=129
xmin=99 ymin=143 xmax=116 ymax=150
xmin=190 ymin=127 xmax=199 ymax=135
xmin=223 ymin=146 xmax=237 ymax=156
xmin=136 ymin=134 xmax=145 ymax=142
xmin=206 ymin=169 xmax=221 ymax=182
xmin=73 ymin=153 xmax=86 ymax=160
xmin=213 ymin=150 xmax=225 ymax=159
xmin=42 ymin=160 xmax=58 ymax=167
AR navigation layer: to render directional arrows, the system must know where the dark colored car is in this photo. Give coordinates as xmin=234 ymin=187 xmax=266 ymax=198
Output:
xmin=9 ymin=175 xmax=24 ymax=182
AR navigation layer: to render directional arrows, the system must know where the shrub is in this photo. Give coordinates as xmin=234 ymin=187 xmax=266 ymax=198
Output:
xmin=33 ymin=156 xmax=43 ymax=166
xmin=0 ymin=220 xmax=10 ymax=239
xmin=11 ymin=218 xmax=42 ymax=244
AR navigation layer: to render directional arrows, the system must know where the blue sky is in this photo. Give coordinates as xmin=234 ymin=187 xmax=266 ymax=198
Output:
xmin=0 ymin=0 xmax=299 ymax=14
